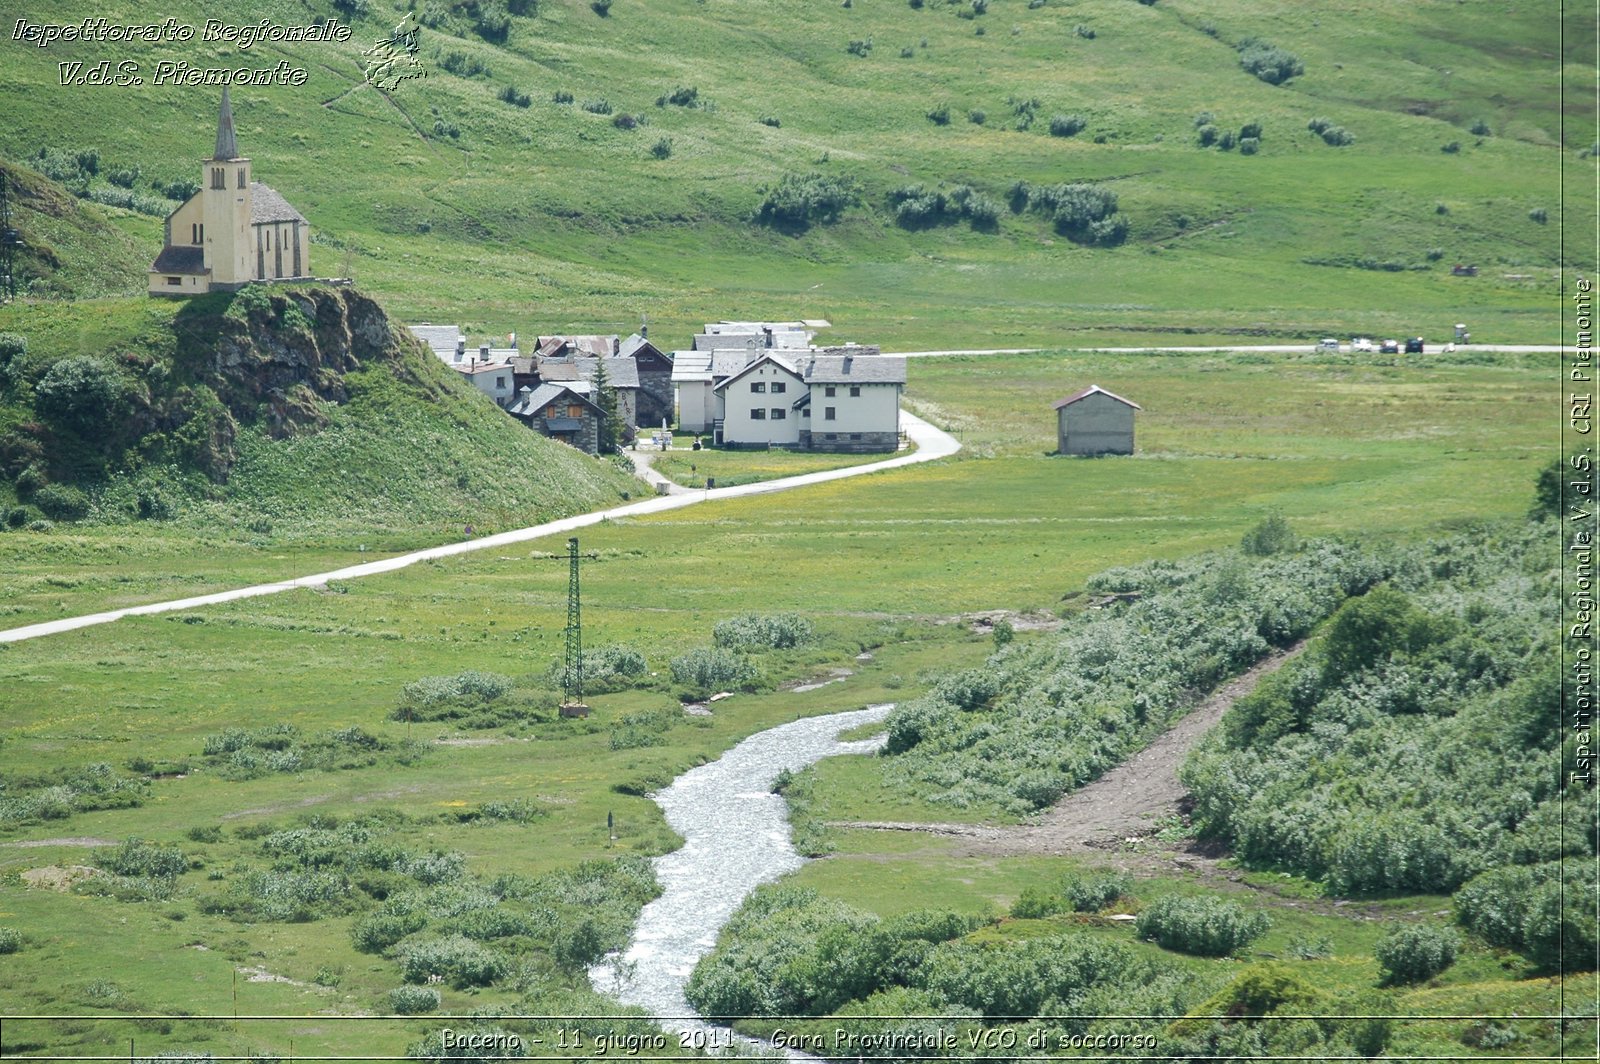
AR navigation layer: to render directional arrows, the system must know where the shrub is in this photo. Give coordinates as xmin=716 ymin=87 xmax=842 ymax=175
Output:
xmin=1237 ymin=38 xmax=1303 ymax=85
xmin=752 ymin=171 xmax=858 ymax=230
xmin=581 ymin=98 xmax=613 ymax=115
xmin=1062 ymin=870 xmax=1131 ymax=911
xmin=713 ymin=612 xmax=814 ymax=650
xmin=1241 ymin=514 xmax=1295 ymax=556
xmin=397 ymin=670 xmax=513 ymax=716
xmin=926 ymin=102 xmax=951 ymax=125
xmin=670 ymin=647 xmax=758 ymax=695
xmin=649 ymin=137 xmax=673 ymax=159
xmin=900 ymin=46 xmax=914 ymax=57
xmin=34 ymin=357 xmax=126 ymax=432
xmin=497 ymin=85 xmax=531 ymax=107
xmin=351 ymin=909 xmax=428 ymax=953
xmin=1374 ymin=924 xmax=1457 ymax=984
xmin=758 ymin=115 xmax=781 ymax=127
xmin=1239 ymin=121 xmax=1262 ymax=140
xmin=1196 ymin=123 xmax=1218 ymax=147
xmin=656 ymin=86 xmax=699 ymax=107
xmin=591 ymin=0 xmax=612 ymax=14
xmin=968 ymin=109 xmax=986 ymax=125
xmin=1441 ymin=141 xmax=1461 ymax=153
xmin=33 ymin=483 xmax=89 ymax=521
xmin=612 ymin=113 xmax=638 ymax=130
xmin=0 ymin=927 xmax=21 ymax=954
xmin=1048 ymin=114 xmax=1086 ymax=137
xmin=1239 ymin=136 xmax=1260 ymax=155
xmin=94 ymin=837 xmax=186 ymax=880
xmin=846 ymin=38 xmax=872 ymax=56
xmin=1010 ymin=886 xmax=1066 ymax=918
xmin=1320 ymin=126 xmax=1354 ymax=147
xmin=1135 ymin=894 xmax=1269 ymax=956
xmin=1074 ymin=23 xmax=1095 ymax=39
xmin=401 ymin=935 xmax=509 ymax=987
xmin=1470 ymin=118 xmax=1491 ymax=136
xmin=388 ymin=984 xmax=441 ymax=1014
xmin=1455 ymin=861 xmax=1597 ymax=971
xmin=552 ymin=89 xmax=574 ymax=104
xmin=1529 ymin=207 xmax=1548 ymax=224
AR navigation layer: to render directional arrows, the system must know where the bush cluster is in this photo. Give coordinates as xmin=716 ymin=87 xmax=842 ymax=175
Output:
xmin=1134 ymin=894 xmax=1270 ymax=956
xmin=1455 ymin=860 xmax=1597 ymax=971
xmin=1048 ymin=113 xmax=1086 ymax=137
xmin=1307 ymin=116 xmax=1354 ymax=147
xmin=0 ymin=927 xmax=21 ymax=954
xmin=388 ymin=984 xmax=440 ymax=1014
xmin=0 ymin=762 xmax=147 ymax=826
xmin=1006 ymin=180 xmax=1127 ymax=245
xmin=1374 ymin=924 xmax=1457 ymax=984
xmin=713 ymin=613 xmax=814 ymax=650
xmin=752 ymin=171 xmax=858 ymax=231
xmin=1237 ymin=37 xmax=1303 ymax=85
xmin=669 ymin=646 xmax=758 ymax=697
xmin=885 ymin=542 xmax=1371 ymax=814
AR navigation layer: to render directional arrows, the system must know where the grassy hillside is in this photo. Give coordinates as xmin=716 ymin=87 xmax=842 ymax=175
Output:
xmin=0 ymin=159 xmax=150 ymax=299
xmin=0 ymin=283 xmax=640 ymax=625
xmin=0 ymin=0 xmax=1588 ymax=346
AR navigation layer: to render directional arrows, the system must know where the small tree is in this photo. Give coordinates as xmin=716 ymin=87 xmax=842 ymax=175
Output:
xmin=1374 ymin=924 xmax=1457 ymax=985
xmin=591 ymin=358 xmax=622 ymax=454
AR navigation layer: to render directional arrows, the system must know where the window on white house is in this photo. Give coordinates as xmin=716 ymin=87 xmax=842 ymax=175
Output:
xmin=772 ymin=382 xmax=787 ymax=394
xmin=751 ymin=382 xmax=766 ymax=393
xmin=496 ymin=377 xmax=506 ymax=388
xmin=849 ymin=385 xmax=861 ymax=397
xmin=752 ymin=409 xmax=767 ymax=419
xmin=824 ymin=406 xmax=836 ymax=420
xmin=166 ymin=276 xmax=182 ymax=285
xmin=771 ymin=408 xmax=786 ymax=420
xmin=824 ymin=385 xmax=836 ymax=397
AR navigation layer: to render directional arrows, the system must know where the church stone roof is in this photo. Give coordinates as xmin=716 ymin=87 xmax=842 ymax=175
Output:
xmin=151 ymin=245 xmax=206 ymax=275
xmin=250 ymin=183 xmax=306 ymax=224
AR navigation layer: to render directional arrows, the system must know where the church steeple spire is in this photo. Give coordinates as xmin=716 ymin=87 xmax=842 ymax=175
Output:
xmin=213 ymin=87 xmax=239 ymax=161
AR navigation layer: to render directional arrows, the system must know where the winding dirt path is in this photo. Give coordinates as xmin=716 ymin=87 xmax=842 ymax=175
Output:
xmin=842 ymin=642 xmax=1306 ymax=859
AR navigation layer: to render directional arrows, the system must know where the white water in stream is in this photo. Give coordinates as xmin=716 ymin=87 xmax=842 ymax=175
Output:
xmin=589 ymin=704 xmax=894 ymax=1045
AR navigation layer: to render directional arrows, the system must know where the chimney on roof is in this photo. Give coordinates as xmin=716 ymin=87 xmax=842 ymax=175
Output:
xmin=454 ymin=339 xmax=464 ymax=363
xmin=480 ymin=344 xmax=491 ymax=360
xmin=842 ymin=355 xmax=853 ymax=373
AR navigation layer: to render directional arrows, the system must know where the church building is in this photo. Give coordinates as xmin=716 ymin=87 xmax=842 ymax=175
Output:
xmin=148 ymin=88 xmax=311 ymax=296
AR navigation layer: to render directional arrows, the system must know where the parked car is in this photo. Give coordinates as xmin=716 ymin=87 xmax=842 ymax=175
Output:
xmin=1379 ymin=339 xmax=1400 ymax=354
xmin=1404 ymin=337 xmax=1425 ymax=354
xmin=1350 ymin=337 xmax=1375 ymax=352
xmin=1316 ymin=338 xmax=1340 ymax=353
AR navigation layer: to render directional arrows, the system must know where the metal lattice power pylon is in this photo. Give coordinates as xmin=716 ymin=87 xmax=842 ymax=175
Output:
xmin=563 ymin=536 xmax=583 ymax=707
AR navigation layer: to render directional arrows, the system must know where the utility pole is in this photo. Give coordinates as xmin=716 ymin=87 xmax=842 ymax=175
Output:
xmin=560 ymin=537 xmax=588 ymax=717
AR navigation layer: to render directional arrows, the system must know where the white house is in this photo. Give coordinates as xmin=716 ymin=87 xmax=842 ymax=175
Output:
xmin=714 ymin=354 xmax=805 ymax=447
xmin=457 ymin=356 xmax=517 ymax=408
xmin=797 ymin=352 xmax=906 ymax=452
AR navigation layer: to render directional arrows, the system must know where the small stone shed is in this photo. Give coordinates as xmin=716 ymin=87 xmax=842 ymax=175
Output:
xmin=1053 ymin=385 xmax=1140 ymax=455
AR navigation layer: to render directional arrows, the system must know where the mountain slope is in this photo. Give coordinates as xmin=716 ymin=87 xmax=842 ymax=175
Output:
xmin=0 ymin=0 xmax=1586 ymax=345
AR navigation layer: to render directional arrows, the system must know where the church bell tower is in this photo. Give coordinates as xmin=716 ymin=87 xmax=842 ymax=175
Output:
xmin=202 ymin=87 xmax=253 ymax=288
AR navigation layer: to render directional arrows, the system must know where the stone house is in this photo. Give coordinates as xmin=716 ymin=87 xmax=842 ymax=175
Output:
xmin=1054 ymin=385 xmax=1139 ymax=455
xmin=509 ymin=382 xmax=607 ymax=455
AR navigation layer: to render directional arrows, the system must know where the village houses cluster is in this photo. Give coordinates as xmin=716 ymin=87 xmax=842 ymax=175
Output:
xmin=405 ymin=320 xmax=910 ymax=457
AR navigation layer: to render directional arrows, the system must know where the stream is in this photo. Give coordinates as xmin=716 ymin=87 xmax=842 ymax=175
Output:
xmin=588 ymin=704 xmax=894 ymax=1046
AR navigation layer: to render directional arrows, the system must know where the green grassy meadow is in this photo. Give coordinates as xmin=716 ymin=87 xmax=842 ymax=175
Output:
xmin=0 ymin=0 xmax=1589 ymax=345
xmin=0 ymin=341 xmax=1576 ymax=1057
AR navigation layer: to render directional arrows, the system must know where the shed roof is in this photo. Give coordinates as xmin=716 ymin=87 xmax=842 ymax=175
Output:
xmin=671 ymin=351 xmax=712 ymax=382
xmin=1052 ymin=385 xmax=1141 ymax=411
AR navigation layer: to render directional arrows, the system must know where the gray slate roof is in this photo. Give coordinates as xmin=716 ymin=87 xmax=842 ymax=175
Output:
xmin=151 ymin=245 xmax=205 ymax=274
xmin=250 ymin=183 xmax=306 ymax=224
xmin=576 ymin=356 xmax=640 ymax=390
xmin=408 ymin=325 xmax=462 ymax=358
xmin=803 ymin=354 xmax=907 ymax=385
xmin=1053 ymin=384 xmax=1140 ymax=410
xmin=714 ymin=353 xmax=800 ymax=393
xmin=670 ymin=351 xmax=712 ymax=382
xmin=709 ymin=349 xmax=759 ymax=378
xmin=511 ymin=382 xmax=585 ymax=417
xmin=214 ymin=87 xmax=239 ymax=161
